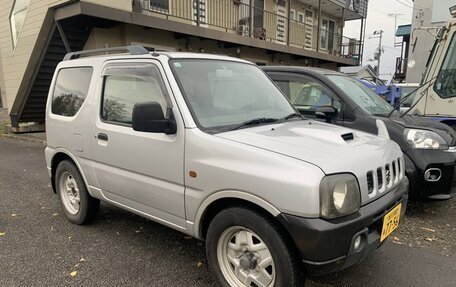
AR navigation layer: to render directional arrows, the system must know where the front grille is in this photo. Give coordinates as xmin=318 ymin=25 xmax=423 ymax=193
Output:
xmin=367 ymin=171 xmax=374 ymax=194
xmin=366 ymin=157 xmax=404 ymax=198
xmin=377 ymin=168 xmax=383 ymax=190
xmin=385 ymin=165 xmax=391 ymax=185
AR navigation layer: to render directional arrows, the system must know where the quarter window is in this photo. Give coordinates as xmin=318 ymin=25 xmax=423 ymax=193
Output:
xmin=434 ymin=33 xmax=456 ymax=99
xmin=101 ymin=64 xmax=169 ymax=125
xmin=52 ymin=67 xmax=93 ymax=117
xmin=10 ymin=0 xmax=31 ymax=49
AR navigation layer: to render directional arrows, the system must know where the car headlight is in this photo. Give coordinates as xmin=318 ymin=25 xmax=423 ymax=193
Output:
xmin=404 ymin=129 xmax=448 ymax=150
xmin=320 ymin=174 xmax=361 ymax=220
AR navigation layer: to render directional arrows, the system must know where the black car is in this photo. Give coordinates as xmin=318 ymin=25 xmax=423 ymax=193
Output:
xmin=263 ymin=66 xmax=456 ymax=200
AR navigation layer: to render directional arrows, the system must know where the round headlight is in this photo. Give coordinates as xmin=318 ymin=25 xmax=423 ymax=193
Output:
xmin=320 ymin=174 xmax=361 ymax=219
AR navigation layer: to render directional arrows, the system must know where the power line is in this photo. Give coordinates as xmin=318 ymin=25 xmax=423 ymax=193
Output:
xmin=395 ymin=0 xmax=413 ymax=9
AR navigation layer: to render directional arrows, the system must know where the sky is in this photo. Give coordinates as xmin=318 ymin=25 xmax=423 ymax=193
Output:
xmin=344 ymin=0 xmax=414 ymax=81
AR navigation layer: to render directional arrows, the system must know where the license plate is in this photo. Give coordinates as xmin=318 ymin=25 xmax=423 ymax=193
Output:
xmin=380 ymin=203 xmax=402 ymax=242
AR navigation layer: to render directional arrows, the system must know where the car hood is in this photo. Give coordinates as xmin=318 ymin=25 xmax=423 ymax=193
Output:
xmin=389 ymin=115 xmax=456 ymax=146
xmin=215 ymin=120 xmax=402 ymax=175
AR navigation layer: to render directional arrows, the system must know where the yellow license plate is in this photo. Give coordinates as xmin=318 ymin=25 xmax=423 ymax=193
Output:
xmin=380 ymin=203 xmax=402 ymax=242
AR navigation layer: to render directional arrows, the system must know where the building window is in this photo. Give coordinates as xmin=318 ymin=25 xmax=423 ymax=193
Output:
xmin=52 ymin=67 xmax=93 ymax=117
xmin=321 ymin=18 xmax=336 ymax=50
xmin=290 ymin=9 xmax=295 ymax=21
xmin=298 ymin=12 xmax=304 ymax=23
xmin=9 ymin=0 xmax=30 ymax=49
xmin=149 ymin=0 xmax=169 ymax=13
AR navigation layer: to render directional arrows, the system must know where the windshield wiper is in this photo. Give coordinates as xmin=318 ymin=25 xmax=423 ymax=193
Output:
xmin=231 ymin=117 xmax=279 ymax=130
xmin=277 ymin=112 xmax=305 ymax=123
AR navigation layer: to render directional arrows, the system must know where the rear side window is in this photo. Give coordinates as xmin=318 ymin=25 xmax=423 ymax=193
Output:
xmin=52 ymin=67 xmax=93 ymax=116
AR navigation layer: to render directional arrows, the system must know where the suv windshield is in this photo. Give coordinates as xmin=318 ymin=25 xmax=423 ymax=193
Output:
xmin=327 ymin=75 xmax=393 ymax=116
xmin=170 ymin=59 xmax=297 ymax=132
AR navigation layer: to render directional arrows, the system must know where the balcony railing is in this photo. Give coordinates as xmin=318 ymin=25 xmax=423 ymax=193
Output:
xmin=133 ymin=0 xmax=361 ymax=62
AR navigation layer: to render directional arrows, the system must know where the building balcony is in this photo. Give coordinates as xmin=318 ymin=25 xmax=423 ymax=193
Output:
xmin=133 ymin=0 xmax=365 ymax=63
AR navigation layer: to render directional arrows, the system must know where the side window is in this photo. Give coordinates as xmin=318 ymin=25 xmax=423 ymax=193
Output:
xmin=52 ymin=67 xmax=93 ymax=117
xmin=101 ymin=64 xmax=169 ymax=125
xmin=274 ymin=77 xmax=342 ymax=117
xmin=434 ymin=33 xmax=456 ymax=99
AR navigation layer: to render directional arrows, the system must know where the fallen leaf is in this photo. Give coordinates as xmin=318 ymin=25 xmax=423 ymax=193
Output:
xmin=425 ymin=237 xmax=434 ymax=242
xmin=197 ymin=261 xmax=203 ymax=267
xmin=421 ymin=227 xmax=435 ymax=233
xmin=135 ymin=230 xmax=141 ymax=234
xmin=393 ymin=237 xmax=400 ymax=241
xmin=79 ymin=257 xmax=85 ymax=262
xmin=11 ymin=214 xmax=17 ymax=217
xmin=52 ymin=213 xmax=58 ymax=217
xmin=0 ymin=232 xmax=5 ymax=236
xmin=70 ymin=271 xmax=77 ymax=277
xmin=41 ymin=207 xmax=45 ymax=210
xmin=68 ymin=236 xmax=72 ymax=241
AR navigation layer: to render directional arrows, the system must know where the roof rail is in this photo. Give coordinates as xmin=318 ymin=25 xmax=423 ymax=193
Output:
xmin=63 ymin=46 xmax=149 ymax=61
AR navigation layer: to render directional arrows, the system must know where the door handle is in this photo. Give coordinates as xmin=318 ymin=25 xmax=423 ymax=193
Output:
xmin=97 ymin=133 xmax=108 ymax=141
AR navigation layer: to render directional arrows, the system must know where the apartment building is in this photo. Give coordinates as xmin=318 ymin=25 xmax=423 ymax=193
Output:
xmin=0 ymin=0 xmax=367 ymax=131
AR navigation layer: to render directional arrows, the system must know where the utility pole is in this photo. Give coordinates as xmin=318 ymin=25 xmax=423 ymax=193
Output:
xmin=388 ymin=13 xmax=405 ymax=46
xmin=373 ymin=30 xmax=383 ymax=76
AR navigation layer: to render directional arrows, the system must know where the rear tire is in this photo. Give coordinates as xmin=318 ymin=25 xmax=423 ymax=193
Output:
xmin=55 ymin=160 xmax=100 ymax=224
xmin=206 ymin=206 xmax=302 ymax=287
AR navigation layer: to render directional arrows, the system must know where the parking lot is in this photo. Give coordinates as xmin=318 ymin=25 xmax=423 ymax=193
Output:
xmin=1 ymin=135 xmax=455 ymax=286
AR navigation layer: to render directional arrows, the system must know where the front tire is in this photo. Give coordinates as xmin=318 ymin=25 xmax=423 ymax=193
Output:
xmin=55 ymin=160 xmax=100 ymax=224
xmin=206 ymin=207 xmax=301 ymax=287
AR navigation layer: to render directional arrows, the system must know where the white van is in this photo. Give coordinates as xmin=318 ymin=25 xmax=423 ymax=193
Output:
xmin=45 ymin=47 xmax=408 ymax=286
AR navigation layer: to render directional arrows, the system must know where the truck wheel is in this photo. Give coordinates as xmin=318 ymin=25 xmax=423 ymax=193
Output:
xmin=206 ymin=207 xmax=301 ymax=287
xmin=55 ymin=160 xmax=100 ymax=224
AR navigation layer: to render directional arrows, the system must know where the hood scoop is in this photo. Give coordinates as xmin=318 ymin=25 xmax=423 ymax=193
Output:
xmin=341 ymin=132 xmax=354 ymax=142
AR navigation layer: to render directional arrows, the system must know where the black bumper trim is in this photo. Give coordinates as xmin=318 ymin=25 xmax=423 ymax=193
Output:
xmin=278 ymin=178 xmax=409 ymax=276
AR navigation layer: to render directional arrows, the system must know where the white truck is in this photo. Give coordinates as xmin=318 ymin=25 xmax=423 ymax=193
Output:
xmin=409 ymin=5 xmax=456 ymax=130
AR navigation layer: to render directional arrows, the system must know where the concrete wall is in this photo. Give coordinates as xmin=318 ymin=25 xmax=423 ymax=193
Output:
xmin=406 ymin=0 xmax=452 ymax=83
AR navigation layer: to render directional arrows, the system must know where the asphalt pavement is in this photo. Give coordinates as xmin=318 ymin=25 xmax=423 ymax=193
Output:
xmin=0 ymin=136 xmax=455 ymax=286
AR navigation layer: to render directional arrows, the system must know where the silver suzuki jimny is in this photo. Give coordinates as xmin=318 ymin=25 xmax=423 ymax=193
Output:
xmin=45 ymin=47 xmax=408 ymax=286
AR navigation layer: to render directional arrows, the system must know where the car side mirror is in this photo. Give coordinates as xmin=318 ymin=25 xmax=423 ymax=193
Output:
xmin=315 ymin=106 xmax=338 ymax=120
xmin=132 ymin=101 xmax=177 ymax=134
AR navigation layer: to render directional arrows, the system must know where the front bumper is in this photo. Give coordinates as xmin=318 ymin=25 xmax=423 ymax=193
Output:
xmin=404 ymin=148 xmax=456 ymax=200
xmin=277 ymin=177 xmax=408 ymax=276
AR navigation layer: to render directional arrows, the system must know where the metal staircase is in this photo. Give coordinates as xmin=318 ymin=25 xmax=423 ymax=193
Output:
xmin=10 ymin=18 xmax=92 ymax=128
